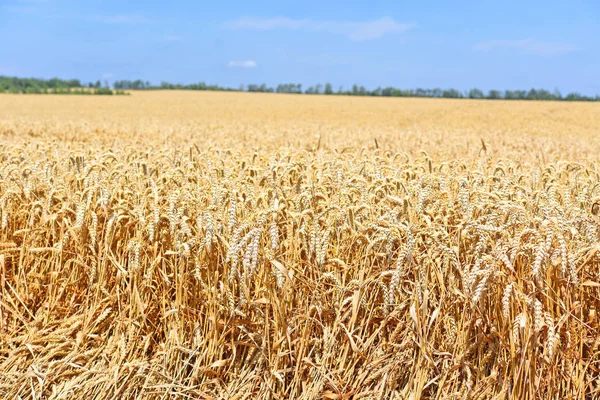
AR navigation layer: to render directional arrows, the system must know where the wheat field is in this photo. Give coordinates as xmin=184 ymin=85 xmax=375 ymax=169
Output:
xmin=1 ymin=91 xmax=600 ymax=399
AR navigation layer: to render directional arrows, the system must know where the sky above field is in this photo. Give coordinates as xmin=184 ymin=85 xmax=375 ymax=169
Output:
xmin=1 ymin=0 xmax=599 ymax=95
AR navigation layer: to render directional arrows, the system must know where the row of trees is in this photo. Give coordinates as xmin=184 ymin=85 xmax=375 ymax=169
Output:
xmin=113 ymin=80 xmax=235 ymax=91
xmin=0 ymin=76 xmax=125 ymax=95
xmin=104 ymin=78 xmax=600 ymax=101
xmin=246 ymin=83 xmax=598 ymax=101
xmin=2 ymin=76 xmax=598 ymax=101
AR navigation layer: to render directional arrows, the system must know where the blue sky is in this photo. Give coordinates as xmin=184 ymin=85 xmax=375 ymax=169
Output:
xmin=1 ymin=0 xmax=599 ymax=94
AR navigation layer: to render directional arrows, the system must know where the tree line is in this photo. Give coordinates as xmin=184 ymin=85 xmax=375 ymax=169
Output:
xmin=2 ymin=76 xmax=598 ymax=101
xmin=113 ymin=79 xmax=236 ymax=91
xmin=113 ymin=79 xmax=599 ymax=101
xmin=0 ymin=76 xmax=126 ymax=95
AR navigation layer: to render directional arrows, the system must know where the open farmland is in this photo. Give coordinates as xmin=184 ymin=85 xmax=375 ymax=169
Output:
xmin=1 ymin=91 xmax=600 ymax=399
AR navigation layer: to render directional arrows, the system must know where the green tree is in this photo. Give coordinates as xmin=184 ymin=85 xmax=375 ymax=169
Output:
xmin=468 ymin=88 xmax=484 ymax=99
xmin=443 ymin=89 xmax=462 ymax=98
xmin=488 ymin=90 xmax=503 ymax=99
xmin=553 ymin=88 xmax=562 ymax=100
xmin=526 ymin=89 xmax=538 ymax=100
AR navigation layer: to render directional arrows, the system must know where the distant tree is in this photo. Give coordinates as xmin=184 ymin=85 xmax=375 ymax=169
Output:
xmin=536 ymin=89 xmax=553 ymax=101
xmin=1 ymin=75 xmax=597 ymax=101
xmin=468 ymin=88 xmax=484 ymax=99
xmin=276 ymin=83 xmax=300 ymax=93
xmin=553 ymin=88 xmax=562 ymax=100
xmin=381 ymin=87 xmax=393 ymax=97
xmin=66 ymin=79 xmax=81 ymax=88
xmin=443 ymin=88 xmax=462 ymax=98
xmin=488 ymin=90 xmax=503 ymax=99
xmin=526 ymin=88 xmax=538 ymax=100
xmin=132 ymin=79 xmax=145 ymax=89
xmin=515 ymin=90 xmax=527 ymax=100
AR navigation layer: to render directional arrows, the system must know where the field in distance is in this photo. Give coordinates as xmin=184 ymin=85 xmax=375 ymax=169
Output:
xmin=1 ymin=91 xmax=600 ymax=399
xmin=1 ymin=91 xmax=599 ymax=158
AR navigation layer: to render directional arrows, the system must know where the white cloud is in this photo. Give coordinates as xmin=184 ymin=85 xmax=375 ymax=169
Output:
xmin=102 ymin=72 xmax=114 ymax=79
xmin=225 ymin=16 xmax=414 ymax=41
xmin=227 ymin=60 xmax=257 ymax=68
xmin=474 ymin=39 xmax=579 ymax=56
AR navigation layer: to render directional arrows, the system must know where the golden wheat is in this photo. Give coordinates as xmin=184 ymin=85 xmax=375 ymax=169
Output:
xmin=0 ymin=92 xmax=599 ymax=399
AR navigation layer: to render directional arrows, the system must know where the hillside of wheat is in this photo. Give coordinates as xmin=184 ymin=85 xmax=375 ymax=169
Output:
xmin=1 ymin=92 xmax=600 ymax=399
